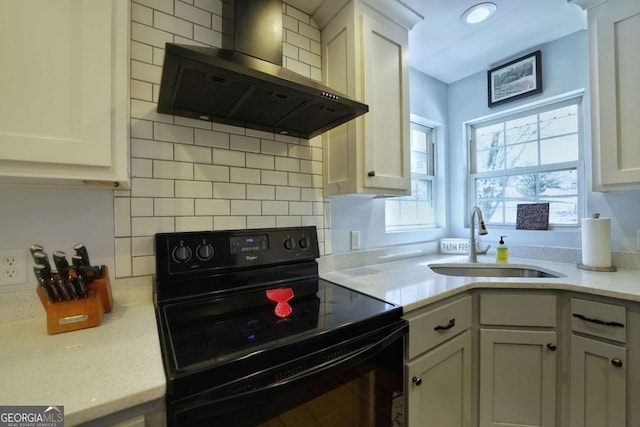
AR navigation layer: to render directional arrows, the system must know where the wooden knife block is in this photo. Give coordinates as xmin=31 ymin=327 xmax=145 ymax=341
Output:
xmin=36 ymin=265 xmax=113 ymax=335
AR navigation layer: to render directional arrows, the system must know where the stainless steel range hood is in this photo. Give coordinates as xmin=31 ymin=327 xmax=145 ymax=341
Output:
xmin=157 ymin=0 xmax=368 ymax=140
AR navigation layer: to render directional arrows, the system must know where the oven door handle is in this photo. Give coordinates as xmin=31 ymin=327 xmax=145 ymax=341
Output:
xmin=184 ymin=321 xmax=406 ymax=409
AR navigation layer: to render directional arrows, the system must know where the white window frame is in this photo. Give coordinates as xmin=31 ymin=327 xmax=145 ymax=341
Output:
xmin=466 ymin=90 xmax=586 ymax=228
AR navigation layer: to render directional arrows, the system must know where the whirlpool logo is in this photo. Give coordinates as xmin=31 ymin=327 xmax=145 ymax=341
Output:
xmin=0 ymin=405 xmax=64 ymax=427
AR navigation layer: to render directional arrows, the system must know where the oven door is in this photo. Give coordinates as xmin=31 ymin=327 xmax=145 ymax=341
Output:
xmin=169 ymin=321 xmax=406 ymax=427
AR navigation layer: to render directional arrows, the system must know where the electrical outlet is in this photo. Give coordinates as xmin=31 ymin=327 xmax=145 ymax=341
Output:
xmin=0 ymin=249 xmax=28 ymax=287
xmin=350 ymin=231 xmax=361 ymax=250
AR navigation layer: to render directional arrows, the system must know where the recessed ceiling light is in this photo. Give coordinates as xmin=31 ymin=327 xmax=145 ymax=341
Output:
xmin=461 ymin=2 xmax=497 ymax=24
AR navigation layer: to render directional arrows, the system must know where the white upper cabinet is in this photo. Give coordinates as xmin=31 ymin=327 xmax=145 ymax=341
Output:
xmin=317 ymin=0 xmax=421 ymax=196
xmin=0 ymin=0 xmax=129 ymax=187
xmin=578 ymin=0 xmax=640 ymax=191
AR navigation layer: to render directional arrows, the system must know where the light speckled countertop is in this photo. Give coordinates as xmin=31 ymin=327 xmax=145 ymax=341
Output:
xmin=0 ymin=276 xmax=165 ymax=426
xmin=321 ymin=255 xmax=640 ymax=312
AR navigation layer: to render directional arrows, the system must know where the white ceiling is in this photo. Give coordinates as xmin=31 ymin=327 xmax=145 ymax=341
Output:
xmin=287 ymin=0 xmax=587 ymax=84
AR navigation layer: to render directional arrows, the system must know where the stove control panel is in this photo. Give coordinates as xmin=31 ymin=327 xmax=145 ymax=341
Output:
xmin=155 ymin=226 xmax=320 ymax=280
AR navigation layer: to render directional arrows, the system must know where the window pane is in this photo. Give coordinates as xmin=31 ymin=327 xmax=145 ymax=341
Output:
xmin=545 ymin=197 xmax=578 ymax=225
xmin=475 ymin=123 xmax=504 ymax=151
xmin=476 ymin=176 xmax=506 ymax=201
xmin=476 ymin=147 xmax=505 ymax=172
xmin=540 ymin=135 xmax=578 ymax=164
xmin=539 ymin=104 xmax=578 ymax=138
xmin=505 ymin=115 xmax=538 ymax=144
xmin=540 ymin=170 xmax=577 ymax=196
xmin=506 ymin=142 xmax=537 ymax=168
xmin=479 ymin=200 xmax=504 ymax=223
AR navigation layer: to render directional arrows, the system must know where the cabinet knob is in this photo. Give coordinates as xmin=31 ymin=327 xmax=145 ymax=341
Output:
xmin=367 ymin=170 xmax=375 ymax=177
xmin=412 ymin=376 xmax=422 ymax=387
xmin=611 ymin=358 xmax=623 ymax=368
xmin=547 ymin=343 xmax=557 ymax=351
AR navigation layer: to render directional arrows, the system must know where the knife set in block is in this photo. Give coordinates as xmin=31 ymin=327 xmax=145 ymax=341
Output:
xmin=36 ymin=265 xmax=113 ymax=334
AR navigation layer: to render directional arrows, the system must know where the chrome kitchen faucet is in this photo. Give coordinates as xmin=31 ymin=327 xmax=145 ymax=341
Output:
xmin=469 ymin=206 xmax=489 ymax=262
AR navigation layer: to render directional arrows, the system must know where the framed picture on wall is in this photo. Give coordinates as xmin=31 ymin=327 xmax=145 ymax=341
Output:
xmin=487 ymin=50 xmax=542 ymax=107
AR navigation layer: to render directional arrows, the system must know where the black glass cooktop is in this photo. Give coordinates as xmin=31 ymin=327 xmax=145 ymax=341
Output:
xmin=160 ymin=278 xmax=398 ymax=372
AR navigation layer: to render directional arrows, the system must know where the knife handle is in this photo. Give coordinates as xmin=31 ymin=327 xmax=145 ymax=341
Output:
xmin=57 ymin=277 xmax=73 ymax=301
xmin=33 ymin=252 xmax=52 ymax=277
xmin=30 ymin=244 xmax=45 ymax=257
xmin=53 ymin=251 xmax=70 ymax=276
xmin=33 ymin=265 xmax=54 ymax=303
xmin=73 ymin=243 xmax=91 ymax=266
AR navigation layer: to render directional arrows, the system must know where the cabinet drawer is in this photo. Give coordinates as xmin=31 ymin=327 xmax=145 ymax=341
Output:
xmin=480 ymin=293 xmax=556 ymax=327
xmin=571 ymin=298 xmax=626 ymax=343
xmin=405 ymin=295 xmax=472 ymax=359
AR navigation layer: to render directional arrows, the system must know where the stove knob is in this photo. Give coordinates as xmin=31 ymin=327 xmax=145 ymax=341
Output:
xmin=298 ymin=236 xmax=310 ymax=250
xmin=283 ymin=237 xmax=295 ymax=251
xmin=196 ymin=244 xmax=214 ymax=261
xmin=172 ymin=245 xmax=192 ymax=263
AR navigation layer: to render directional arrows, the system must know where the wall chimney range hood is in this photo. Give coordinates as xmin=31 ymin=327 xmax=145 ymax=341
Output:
xmin=157 ymin=0 xmax=368 ymax=140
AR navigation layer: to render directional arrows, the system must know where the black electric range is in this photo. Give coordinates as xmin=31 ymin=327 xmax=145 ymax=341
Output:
xmin=153 ymin=226 xmax=406 ymax=426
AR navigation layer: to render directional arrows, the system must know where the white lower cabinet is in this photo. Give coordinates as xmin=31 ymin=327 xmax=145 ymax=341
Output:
xmin=406 ymin=330 xmax=472 ymax=427
xmin=479 ymin=329 xmax=558 ymax=427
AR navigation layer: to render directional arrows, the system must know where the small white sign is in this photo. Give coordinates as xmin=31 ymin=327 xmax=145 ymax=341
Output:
xmin=440 ymin=238 xmax=470 ymax=254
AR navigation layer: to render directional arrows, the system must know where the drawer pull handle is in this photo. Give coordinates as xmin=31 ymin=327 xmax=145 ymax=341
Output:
xmin=547 ymin=343 xmax=557 ymax=351
xmin=367 ymin=170 xmax=376 ymax=177
xmin=412 ymin=376 xmax=422 ymax=386
xmin=611 ymin=358 xmax=623 ymax=368
xmin=434 ymin=318 xmax=456 ymax=331
xmin=572 ymin=313 xmax=624 ymax=328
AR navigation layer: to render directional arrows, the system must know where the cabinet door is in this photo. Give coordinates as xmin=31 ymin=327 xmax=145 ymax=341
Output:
xmin=589 ymin=0 xmax=640 ymax=190
xmin=0 ymin=0 xmax=128 ymax=184
xmin=479 ymin=329 xmax=557 ymax=427
xmin=570 ymin=334 xmax=626 ymax=427
xmin=406 ymin=330 xmax=472 ymax=427
xmin=361 ymin=14 xmax=410 ymax=193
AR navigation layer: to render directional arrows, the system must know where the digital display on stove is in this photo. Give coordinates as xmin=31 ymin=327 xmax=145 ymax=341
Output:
xmin=230 ymin=234 xmax=269 ymax=254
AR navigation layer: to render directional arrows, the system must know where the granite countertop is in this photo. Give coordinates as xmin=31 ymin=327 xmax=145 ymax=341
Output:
xmin=321 ymin=255 xmax=640 ymax=312
xmin=0 ymin=276 xmax=165 ymax=426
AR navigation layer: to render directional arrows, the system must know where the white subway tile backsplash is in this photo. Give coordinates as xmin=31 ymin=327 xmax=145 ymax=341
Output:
xmin=195 ymin=129 xmax=229 ymax=148
xmin=247 ymin=216 xmax=276 ymax=229
xmin=212 ymin=148 xmax=245 ymax=167
xmin=132 ymin=236 xmax=154 ymax=256
xmin=131 ymin=41 xmax=153 ymax=63
xmin=175 ymin=1 xmax=211 ymax=27
xmin=175 ymin=180 xmax=212 ymax=198
xmin=288 ymin=172 xmax=312 ymax=187
xmin=133 ymin=0 xmax=174 ymax=15
xmin=275 ymin=157 xmax=299 ymax=172
xmin=194 ymin=25 xmax=222 ymax=46
xmin=230 ymin=134 xmax=261 ymax=153
xmin=131 ymin=178 xmax=175 ymax=197
xmin=213 ymin=182 xmax=246 ymax=199
xmin=261 ymin=170 xmax=288 ymax=186
xmin=214 ymin=216 xmax=247 ymax=230
xmin=247 ymin=185 xmax=275 ymax=200
xmin=131 ymin=198 xmax=154 ymax=217
xmin=131 ymin=216 xmax=175 ymax=236
xmin=131 ymin=60 xmax=163 ymax=84
xmin=194 ymin=164 xmax=229 ymax=182
xmin=262 ymin=201 xmax=289 ymax=216
xmin=195 ymin=199 xmax=229 ymax=215
xmin=131 ymin=138 xmax=174 ymax=160
xmin=116 ymin=2 xmax=331 ymax=274
xmin=176 ymin=216 xmax=214 ymax=231
xmin=115 ymin=238 xmax=132 ymax=277
xmin=131 ymin=22 xmax=174 ymax=49
xmin=132 ymin=255 xmax=156 ymax=276
xmin=131 ymin=79 xmax=153 ymax=101
xmin=115 ymin=198 xmax=131 ymax=237
xmin=275 ymin=186 xmax=300 ymax=201
xmin=276 ymin=216 xmax=302 ymax=227
xmin=231 ymin=200 xmax=261 ymax=215
xmin=131 ymin=158 xmax=153 ymax=178
xmin=289 ymin=201 xmax=312 ymax=215
xmin=154 ymin=11 xmax=193 ymax=38
xmin=246 ymin=153 xmax=275 ymax=170
xmin=175 ymin=144 xmax=212 ymax=164
xmin=154 ymin=198 xmax=194 ymax=216
xmin=155 ymin=122 xmax=194 ymax=144
xmin=230 ymin=167 xmax=261 ymax=184
xmin=261 ymin=140 xmax=288 ymax=156
xmin=153 ymin=160 xmax=193 ymax=180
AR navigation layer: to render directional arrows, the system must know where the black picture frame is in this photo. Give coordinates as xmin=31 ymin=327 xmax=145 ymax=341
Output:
xmin=487 ymin=50 xmax=542 ymax=108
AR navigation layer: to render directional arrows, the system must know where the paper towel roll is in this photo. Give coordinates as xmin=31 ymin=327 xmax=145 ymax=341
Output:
xmin=581 ymin=215 xmax=612 ymax=267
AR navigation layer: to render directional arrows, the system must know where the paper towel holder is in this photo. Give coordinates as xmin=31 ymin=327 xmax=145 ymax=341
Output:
xmin=577 ymin=213 xmax=617 ymax=272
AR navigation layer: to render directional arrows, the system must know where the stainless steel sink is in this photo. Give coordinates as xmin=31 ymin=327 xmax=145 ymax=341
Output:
xmin=428 ymin=263 xmax=565 ymax=278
